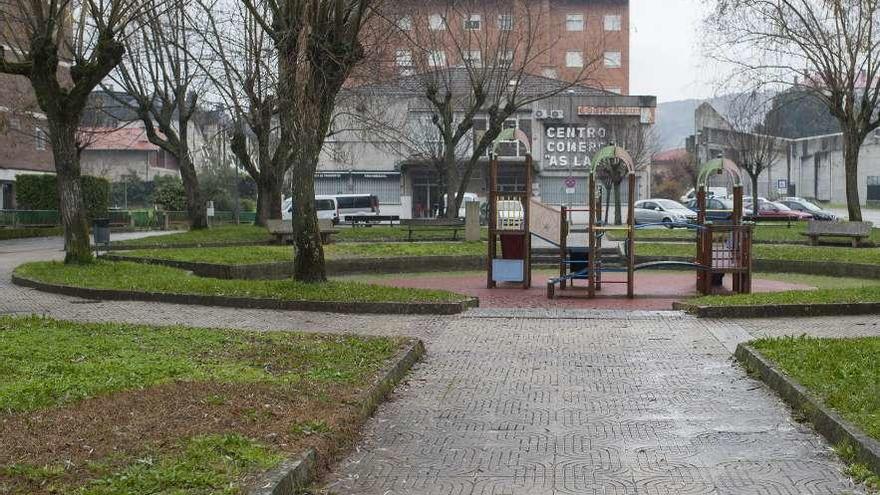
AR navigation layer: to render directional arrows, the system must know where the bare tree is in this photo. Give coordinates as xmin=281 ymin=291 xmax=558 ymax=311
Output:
xmin=723 ymin=91 xmax=781 ymax=211
xmin=195 ymin=0 xmax=290 ymax=227
xmin=353 ymin=0 xmax=607 ymax=219
xmin=708 ymin=0 xmax=880 ymax=221
xmin=0 ymin=0 xmax=150 ymax=262
xmin=602 ymin=121 xmax=657 ymax=224
xmin=107 ymin=0 xmax=211 ymax=229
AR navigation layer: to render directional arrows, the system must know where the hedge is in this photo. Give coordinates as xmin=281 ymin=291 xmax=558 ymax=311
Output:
xmin=15 ymin=174 xmax=110 ymax=219
xmin=0 ymin=227 xmax=63 ymax=240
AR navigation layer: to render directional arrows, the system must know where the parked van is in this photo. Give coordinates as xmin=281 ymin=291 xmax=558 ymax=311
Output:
xmin=679 ymin=187 xmax=728 ymax=204
xmin=334 ymin=194 xmax=380 ymax=220
xmin=281 ymin=196 xmax=340 ymax=224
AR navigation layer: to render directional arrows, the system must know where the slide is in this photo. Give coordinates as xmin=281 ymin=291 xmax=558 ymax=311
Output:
xmin=528 ymin=199 xmax=562 ymax=246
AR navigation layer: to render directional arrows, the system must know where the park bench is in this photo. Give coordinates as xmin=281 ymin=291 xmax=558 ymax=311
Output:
xmin=400 ymin=218 xmax=465 ymax=241
xmin=801 ymin=220 xmax=874 ymax=247
xmin=345 ymin=214 xmax=400 ymax=226
xmin=266 ymin=219 xmax=339 ymax=244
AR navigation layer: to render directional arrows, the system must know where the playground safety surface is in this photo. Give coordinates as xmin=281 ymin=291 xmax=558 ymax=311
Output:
xmin=365 ymin=271 xmax=812 ymax=310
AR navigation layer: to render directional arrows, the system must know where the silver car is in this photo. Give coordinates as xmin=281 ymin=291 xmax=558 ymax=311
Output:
xmin=634 ymin=199 xmax=697 ymax=227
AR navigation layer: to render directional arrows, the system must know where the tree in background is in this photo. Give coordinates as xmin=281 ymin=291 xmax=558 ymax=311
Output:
xmin=765 ymin=88 xmax=839 ymax=139
xmin=651 ymin=150 xmax=698 ymax=201
xmin=353 ymin=0 xmax=608 ymax=219
xmin=108 ymin=0 xmax=212 ymax=229
xmin=240 ymin=0 xmax=379 ymax=282
xmin=0 ymin=0 xmax=149 ymax=262
xmin=724 ymin=92 xmax=781 ymax=210
xmin=602 ymin=121 xmax=657 ymax=224
xmin=708 ymin=0 xmax=880 ymax=221
xmin=196 ymin=0 xmax=290 ymax=227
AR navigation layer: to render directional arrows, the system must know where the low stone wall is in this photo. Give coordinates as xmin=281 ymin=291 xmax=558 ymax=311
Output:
xmin=104 ymin=254 xmax=487 ymax=280
xmin=673 ymin=301 xmax=880 ymax=318
xmin=635 ymin=255 xmax=880 ymax=280
xmin=11 ymin=275 xmax=478 ymax=315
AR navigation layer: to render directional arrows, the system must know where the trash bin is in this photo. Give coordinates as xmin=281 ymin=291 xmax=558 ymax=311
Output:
xmin=92 ymin=218 xmax=110 ymax=248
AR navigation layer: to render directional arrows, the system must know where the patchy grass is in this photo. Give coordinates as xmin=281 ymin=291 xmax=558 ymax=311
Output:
xmin=691 ymin=285 xmax=880 ymax=306
xmin=617 ymin=223 xmax=880 ymax=244
xmin=637 ymin=242 xmax=880 ymax=265
xmin=111 ymin=225 xmax=271 ymax=248
xmin=751 ymin=336 xmax=880 ymax=455
xmin=0 ymin=315 xmax=405 ymax=494
xmin=14 ymin=260 xmax=471 ymax=303
xmin=117 ymin=242 xmax=486 ymax=265
xmin=336 ymin=226 xmax=488 ymax=242
xmin=756 ymin=272 xmax=879 ymax=290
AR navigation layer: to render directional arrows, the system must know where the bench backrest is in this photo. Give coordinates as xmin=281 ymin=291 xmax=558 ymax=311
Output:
xmin=266 ymin=218 xmax=334 ymax=234
xmin=807 ymin=220 xmax=873 ymax=236
xmin=401 ymin=218 xmax=465 ymax=227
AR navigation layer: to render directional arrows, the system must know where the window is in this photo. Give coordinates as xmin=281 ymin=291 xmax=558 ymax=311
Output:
xmin=565 ymin=50 xmax=583 ymax=68
xmin=497 ymin=50 xmax=514 ymax=65
xmin=604 ymin=14 xmax=621 ymax=31
xmin=464 ymin=13 xmax=481 ymax=30
xmin=397 ymin=15 xmax=413 ymax=31
xmin=428 ymin=13 xmax=446 ymax=30
xmin=395 ymin=49 xmax=412 ymax=67
xmin=428 ymin=50 xmax=446 ymax=68
xmin=604 ymin=51 xmax=622 ymax=68
xmin=541 ymin=67 xmax=558 ymax=79
xmin=35 ymin=126 xmax=47 ymax=151
xmin=463 ymin=50 xmax=482 ymax=67
xmin=566 ymin=14 xmax=584 ymax=31
xmin=497 ymin=14 xmax=513 ymax=30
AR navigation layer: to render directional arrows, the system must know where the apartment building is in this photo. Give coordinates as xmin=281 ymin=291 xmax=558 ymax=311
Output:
xmin=369 ymin=0 xmax=630 ymax=94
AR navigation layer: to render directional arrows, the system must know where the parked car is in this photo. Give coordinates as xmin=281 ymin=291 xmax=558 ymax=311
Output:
xmin=443 ymin=192 xmax=480 ymax=218
xmin=685 ymin=197 xmax=753 ymax=222
xmin=777 ymin=197 xmax=837 ymax=221
xmin=633 ymin=199 xmax=697 ymax=227
xmin=280 ymin=195 xmax=342 ymax=224
xmin=744 ymin=198 xmax=813 ymax=221
xmin=680 ymin=186 xmax=729 ymax=204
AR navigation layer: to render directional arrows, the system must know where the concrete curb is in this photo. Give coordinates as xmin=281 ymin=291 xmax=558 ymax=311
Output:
xmin=673 ymin=301 xmax=880 ymax=318
xmin=248 ymin=340 xmax=426 ymax=495
xmin=11 ymin=275 xmax=478 ymax=315
xmin=102 ymin=254 xmax=487 ymax=280
xmin=735 ymin=344 xmax=880 ymax=476
xmin=636 ymin=255 xmax=880 ymax=281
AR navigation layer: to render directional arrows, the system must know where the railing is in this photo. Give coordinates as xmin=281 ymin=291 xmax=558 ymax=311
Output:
xmin=0 ymin=210 xmax=60 ymax=228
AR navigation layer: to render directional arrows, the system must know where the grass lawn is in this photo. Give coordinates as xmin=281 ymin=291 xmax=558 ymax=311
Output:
xmin=636 ymin=242 xmax=880 ymax=265
xmin=111 ymin=225 xmax=271 ymax=248
xmin=0 ymin=315 xmax=405 ymax=495
xmin=14 ymin=260 xmax=471 ymax=303
xmin=613 ymin=223 xmax=880 ymax=244
xmin=117 ymin=242 xmax=486 ymax=265
xmin=749 ymin=336 xmax=880 ymax=488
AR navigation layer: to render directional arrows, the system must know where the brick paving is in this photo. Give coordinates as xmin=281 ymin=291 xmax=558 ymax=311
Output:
xmin=1 ymin=236 xmax=877 ymax=494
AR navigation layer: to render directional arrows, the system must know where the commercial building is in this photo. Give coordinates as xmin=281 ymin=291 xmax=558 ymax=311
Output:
xmin=318 ymin=69 xmax=655 ymax=219
xmin=691 ymin=102 xmax=880 ymax=207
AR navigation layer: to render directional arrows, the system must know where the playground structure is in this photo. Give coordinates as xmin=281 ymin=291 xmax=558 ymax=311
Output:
xmin=486 ymin=141 xmax=753 ymax=298
xmin=486 ymin=155 xmax=533 ymax=289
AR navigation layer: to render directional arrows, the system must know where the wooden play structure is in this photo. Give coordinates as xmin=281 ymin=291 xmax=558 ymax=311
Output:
xmin=486 ymin=154 xmax=533 ymax=289
xmin=694 ymin=158 xmax=753 ymax=294
xmin=546 ymin=146 xmax=636 ymax=299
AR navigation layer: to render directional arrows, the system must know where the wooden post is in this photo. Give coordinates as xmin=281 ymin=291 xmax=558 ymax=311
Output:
xmin=627 ymin=172 xmax=636 ymax=298
xmin=560 ymin=205 xmax=567 ymax=290
xmin=487 ymin=158 xmax=497 ymax=288
xmin=523 ymin=154 xmax=532 ymax=289
xmin=695 ymin=187 xmax=707 ymax=292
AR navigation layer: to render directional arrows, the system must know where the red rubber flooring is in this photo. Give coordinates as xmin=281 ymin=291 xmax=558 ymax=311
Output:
xmin=366 ymin=272 xmax=813 ymax=310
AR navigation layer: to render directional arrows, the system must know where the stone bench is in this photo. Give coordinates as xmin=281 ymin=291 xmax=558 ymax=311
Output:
xmin=801 ymin=220 xmax=873 ymax=247
xmin=266 ymin=219 xmax=338 ymax=244
xmin=400 ymin=219 xmax=465 ymax=241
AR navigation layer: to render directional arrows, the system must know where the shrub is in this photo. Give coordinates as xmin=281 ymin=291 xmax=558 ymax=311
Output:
xmin=153 ymin=175 xmax=187 ymax=211
xmin=15 ymin=174 xmax=109 ymax=219
xmin=240 ymin=198 xmax=256 ymax=212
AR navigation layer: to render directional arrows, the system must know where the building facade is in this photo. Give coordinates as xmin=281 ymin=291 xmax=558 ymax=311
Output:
xmin=318 ymin=70 xmax=655 ymax=219
xmin=368 ymin=0 xmax=630 ymax=94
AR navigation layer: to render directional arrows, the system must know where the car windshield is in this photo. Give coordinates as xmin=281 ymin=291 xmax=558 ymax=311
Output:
xmin=656 ymin=199 xmax=688 ymax=210
xmin=798 ymin=200 xmax=822 ymax=212
xmin=315 ymin=199 xmax=335 ymax=211
xmin=715 ymin=199 xmax=734 ymax=209
xmin=773 ymin=202 xmax=792 ymax=211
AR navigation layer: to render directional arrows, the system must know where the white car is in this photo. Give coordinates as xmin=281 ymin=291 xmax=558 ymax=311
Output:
xmin=680 ymin=187 xmax=729 ymax=204
xmin=282 ymin=196 xmax=339 ymax=224
xmin=634 ymin=199 xmax=697 ymax=226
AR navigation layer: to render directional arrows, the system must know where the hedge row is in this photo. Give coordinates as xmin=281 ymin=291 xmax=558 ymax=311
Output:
xmin=15 ymin=174 xmax=109 ymax=219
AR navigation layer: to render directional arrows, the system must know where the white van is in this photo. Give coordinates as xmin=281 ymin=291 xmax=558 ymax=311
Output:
xmin=281 ymin=196 xmax=340 ymax=224
xmin=679 ymin=187 xmax=729 ymax=204
xmin=443 ymin=192 xmax=480 ymax=218
xmin=334 ymin=194 xmax=380 ymax=220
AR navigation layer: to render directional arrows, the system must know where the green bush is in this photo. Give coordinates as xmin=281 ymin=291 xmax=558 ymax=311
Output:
xmin=240 ymin=198 xmax=256 ymax=212
xmin=153 ymin=175 xmax=187 ymax=211
xmin=15 ymin=174 xmax=109 ymax=219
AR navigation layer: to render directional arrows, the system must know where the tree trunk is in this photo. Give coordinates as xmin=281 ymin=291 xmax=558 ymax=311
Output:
xmin=444 ymin=168 xmax=462 ymax=220
xmin=751 ymin=173 xmax=759 ymax=220
xmin=50 ymin=119 xmax=92 ymax=264
xmin=290 ymin=155 xmax=326 ymax=282
xmin=256 ymin=173 xmax=283 ymax=226
xmin=254 ymin=187 xmax=266 ymax=226
xmin=613 ymin=181 xmax=622 ymax=225
xmin=178 ymin=154 xmax=207 ymax=229
xmin=842 ymin=130 xmax=863 ymax=221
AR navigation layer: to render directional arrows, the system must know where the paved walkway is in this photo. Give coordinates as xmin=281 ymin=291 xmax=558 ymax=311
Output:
xmin=1 ymin=236 xmax=879 ymax=494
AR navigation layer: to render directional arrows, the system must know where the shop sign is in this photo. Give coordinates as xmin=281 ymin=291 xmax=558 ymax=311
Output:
xmin=543 ymin=125 xmax=608 ymax=169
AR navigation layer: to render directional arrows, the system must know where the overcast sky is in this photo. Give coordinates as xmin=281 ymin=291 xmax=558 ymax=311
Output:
xmin=630 ymin=0 xmax=715 ymax=103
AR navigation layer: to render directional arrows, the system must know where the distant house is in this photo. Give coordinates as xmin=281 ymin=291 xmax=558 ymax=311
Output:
xmin=79 ymin=126 xmax=180 ymax=182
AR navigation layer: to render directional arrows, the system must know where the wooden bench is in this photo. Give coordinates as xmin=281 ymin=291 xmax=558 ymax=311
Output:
xmin=345 ymin=214 xmax=400 ymax=226
xmin=801 ymin=220 xmax=873 ymax=247
xmin=266 ymin=219 xmax=339 ymax=244
xmin=400 ymin=218 xmax=465 ymax=241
